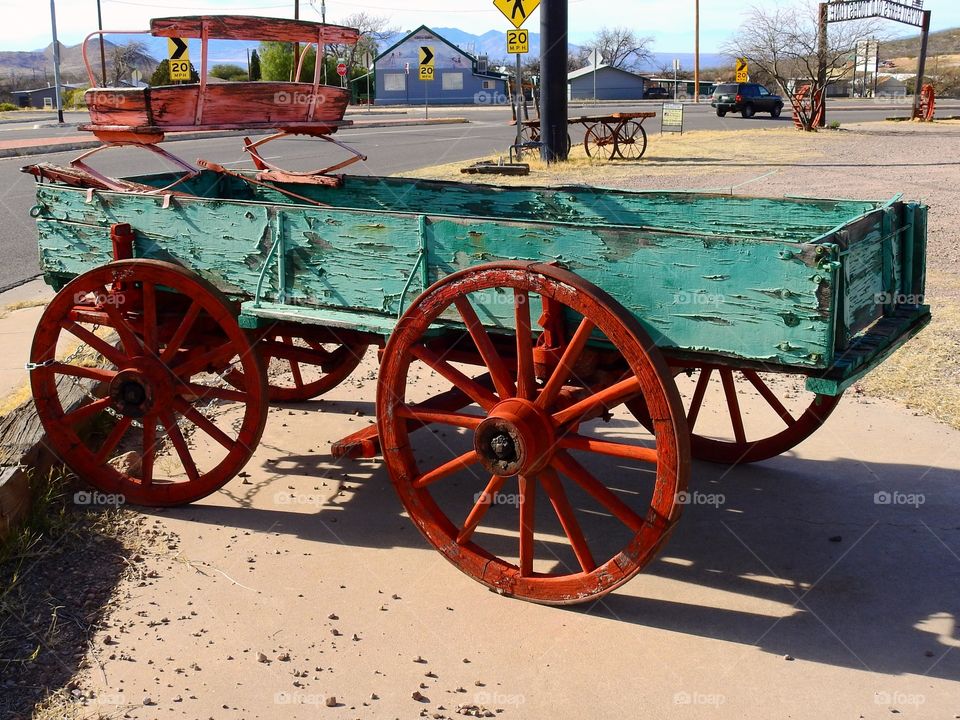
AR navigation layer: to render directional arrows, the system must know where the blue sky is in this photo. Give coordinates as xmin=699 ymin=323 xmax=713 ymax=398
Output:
xmin=0 ymin=0 xmax=956 ymax=53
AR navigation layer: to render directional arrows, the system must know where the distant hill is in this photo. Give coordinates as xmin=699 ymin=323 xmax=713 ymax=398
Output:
xmin=0 ymin=40 xmax=157 ymax=87
xmin=881 ymin=27 xmax=960 ymax=59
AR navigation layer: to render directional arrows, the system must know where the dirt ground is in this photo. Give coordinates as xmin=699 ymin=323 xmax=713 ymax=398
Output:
xmin=2 ymin=121 xmax=960 ymax=719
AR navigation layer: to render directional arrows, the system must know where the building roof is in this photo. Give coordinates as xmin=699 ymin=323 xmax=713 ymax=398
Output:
xmin=568 ymin=64 xmax=647 ymax=81
xmin=12 ymin=84 xmax=79 ymax=94
xmin=375 ymin=25 xmax=476 ymax=64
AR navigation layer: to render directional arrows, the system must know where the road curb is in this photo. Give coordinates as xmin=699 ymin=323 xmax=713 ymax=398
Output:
xmin=0 ymin=117 xmax=469 ymax=160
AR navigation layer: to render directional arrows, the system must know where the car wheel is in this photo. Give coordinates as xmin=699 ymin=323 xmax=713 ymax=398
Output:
xmin=771 ymin=104 xmax=782 ymax=118
xmin=717 ymin=109 xmax=727 ymax=117
xmin=742 ymin=104 xmax=755 ymax=119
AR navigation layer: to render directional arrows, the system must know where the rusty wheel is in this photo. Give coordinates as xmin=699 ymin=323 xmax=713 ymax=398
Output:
xmin=519 ymin=124 xmax=540 ymax=144
xmin=629 ymin=363 xmax=841 ymax=464
xmin=377 ymin=262 xmax=689 ymax=605
xmin=917 ymin=84 xmax=936 ymax=122
xmin=29 ymin=260 xmax=268 ymax=506
xmin=583 ymin=122 xmax=617 ymax=160
xmin=614 ymin=120 xmax=648 ymax=160
xmin=229 ymin=332 xmax=367 ymax=402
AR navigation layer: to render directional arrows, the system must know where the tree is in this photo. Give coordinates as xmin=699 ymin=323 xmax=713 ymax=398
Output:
xmin=259 ymin=41 xmax=315 ymax=81
xmin=722 ymin=1 xmax=882 ymax=130
xmin=249 ymin=49 xmax=262 ymax=81
xmin=580 ymin=27 xmax=653 ymax=70
xmin=111 ymin=41 xmax=148 ymax=86
xmin=210 ymin=64 xmax=248 ymax=81
xmin=149 ymin=59 xmax=199 ymax=85
xmin=329 ymin=13 xmax=398 ymax=75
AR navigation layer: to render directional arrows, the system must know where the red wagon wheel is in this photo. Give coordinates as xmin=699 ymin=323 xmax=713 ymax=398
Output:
xmin=614 ymin=120 xmax=648 ymax=160
xmin=583 ymin=122 xmax=617 ymax=160
xmin=629 ymin=363 xmax=841 ymax=465
xmin=29 ymin=259 xmax=268 ymax=506
xmin=377 ymin=262 xmax=689 ymax=605
xmin=228 ymin=333 xmax=367 ymax=402
xmin=917 ymin=84 xmax=936 ymax=122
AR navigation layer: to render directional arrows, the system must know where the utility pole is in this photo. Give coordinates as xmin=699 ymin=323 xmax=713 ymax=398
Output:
xmin=539 ymin=0 xmax=568 ymax=161
xmin=911 ymin=10 xmax=931 ymax=120
xmin=49 ymin=0 xmax=64 ymax=123
xmin=693 ymin=0 xmax=700 ymax=102
xmin=96 ymin=0 xmax=107 ymax=86
xmin=292 ymin=0 xmax=300 ymax=81
xmin=817 ymin=2 xmax=828 ymax=127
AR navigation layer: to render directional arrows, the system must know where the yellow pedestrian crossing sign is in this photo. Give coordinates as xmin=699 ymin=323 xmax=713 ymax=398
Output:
xmin=493 ymin=0 xmax=541 ymax=29
xmin=735 ymin=58 xmax=749 ymax=83
xmin=419 ymin=46 xmax=434 ymax=81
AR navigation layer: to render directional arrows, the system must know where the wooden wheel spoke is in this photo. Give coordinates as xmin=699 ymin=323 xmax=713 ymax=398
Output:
xmin=537 ymin=317 xmax=596 ymax=410
xmin=141 ymin=281 xmax=159 ymax=356
xmin=557 ymin=432 xmax=658 ymax=464
xmin=95 ymin=416 xmax=133 ymax=465
xmin=518 ymin=474 xmax=536 ymax=576
xmin=160 ymin=411 xmax=200 ymax=482
xmin=539 ymin=467 xmax=596 ymax=574
xmin=456 ymin=475 xmax=507 ymax=545
xmin=410 ymin=345 xmax=499 ymax=410
xmin=412 ymin=450 xmax=479 ymax=489
xmin=741 ymin=369 xmax=795 ymax=425
xmin=140 ymin=415 xmax=156 ymax=485
xmin=61 ymin=321 xmax=126 ymax=367
xmin=454 ymin=296 xmax=516 ymax=399
xmin=395 ymin=406 xmax=484 ymax=430
xmin=159 ymin=301 xmax=202 ymax=363
xmin=51 ymin=362 xmax=117 ymax=384
xmin=552 ymin=375 xmax=642 ymax=427
xmin=289 ymin=358 xmax=305 ymax=388
xmin=720 ymin=368 xmax=747 ymax=445
xmin=170 ymin=342 xmax=236 ymax=380
xmin=97 ymin=286 xmax=142 ymax=355
xmin=514 ymin=289 xmax=536 ymax=401
xmin=552 ymin=451 xmax=645 ymax=534
xmin=686 ymin=366 xmax=712 ymax=431
xmin=63 ymin=396 xmax=112 ymax=425
xmin=173 ymin=397 xmax=235 ymax=451
xmin=180 ymin=382 xmax=248 ymax=403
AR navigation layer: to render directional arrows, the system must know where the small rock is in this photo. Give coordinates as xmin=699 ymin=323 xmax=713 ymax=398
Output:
xmin=784 ymin=654 xmax=795 ymax=661
xmin=325 ymin=696 xmax=338 ymax=707
xmin=370 ymin=693 xmax=379 ymax=700
xmin=331 ymin=629 xmax=342 ymax=637
xmin=142 ymin=696 xmax=154 ymax=706
xmin=328 ymin=613 xmax=339 ymax=620
xmin=412 ymin=690 xmax=428 ymax=702
xmin=414 ymin=655 xmax=427 ymax=663
xmin=257 ymin=652 xmax=269 ymax=663
xmin=278 ymin=652 xmax=291 ymax=662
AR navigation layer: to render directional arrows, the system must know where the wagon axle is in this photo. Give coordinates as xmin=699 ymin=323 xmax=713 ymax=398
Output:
xmin=473 ymin=398 xmax=555 ymax=478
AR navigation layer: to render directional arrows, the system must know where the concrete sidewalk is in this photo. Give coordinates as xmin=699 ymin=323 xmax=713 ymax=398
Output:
xmin=0 ymin=116 xmax=469 ymax=159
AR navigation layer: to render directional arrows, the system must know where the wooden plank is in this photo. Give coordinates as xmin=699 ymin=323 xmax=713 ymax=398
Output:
xmin=150 ymin=16 xmax=359 ymax=44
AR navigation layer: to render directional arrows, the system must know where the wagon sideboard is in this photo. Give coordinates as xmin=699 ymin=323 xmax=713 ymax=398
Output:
xmin=31 ymin=173 xmax=929 ymax=385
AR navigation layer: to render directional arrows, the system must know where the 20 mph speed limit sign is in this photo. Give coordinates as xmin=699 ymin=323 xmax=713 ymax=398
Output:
xmin=419 ymin=46 xmax=434 ymax=81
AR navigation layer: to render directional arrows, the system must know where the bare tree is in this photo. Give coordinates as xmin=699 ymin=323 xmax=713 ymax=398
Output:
xmin=110 ymin=42 xmax=148 ymax=87
xmin=581 ymin=27 xmax=653 ymax=70
xmin=722 ymin=1 xmax=881 ymax=130
xmin=329 ymin=13 xmax=398 ymax=73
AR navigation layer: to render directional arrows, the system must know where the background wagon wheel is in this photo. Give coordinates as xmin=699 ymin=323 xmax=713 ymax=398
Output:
xmin=29 ymin=259 xmax=268 ymax=506
xmin=917 ymin=84 xmax=936 ymax=121
xmin=583 ymin=122 xmax=617 ymax=160
xmin=377 ymin=261 xmax=689 ymax=605
xmin=519 ymin=124 xmax=540 ymax=144
xmin=227 ymin=333 xmax=367 ymax=402
xmin=614 ymin=120 xmax=648 ymax=160
xmin=628 ymin=364 xmax=841 ymax=465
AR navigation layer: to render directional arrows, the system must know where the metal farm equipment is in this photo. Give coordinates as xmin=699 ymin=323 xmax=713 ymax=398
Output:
xmin=21 ymin=16 xmax=931 ymax=605
xmin=517 ymin=112 xmax=655 ymax=159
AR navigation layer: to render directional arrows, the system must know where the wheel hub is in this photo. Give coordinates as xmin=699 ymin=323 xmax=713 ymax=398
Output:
xmin=108 ymin=358 xmax=174 ymax=419
xmin=473 ymin=398 xmax=555 ymax=477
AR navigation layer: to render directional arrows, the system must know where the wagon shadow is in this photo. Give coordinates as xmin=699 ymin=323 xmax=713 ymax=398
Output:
xmin=152 ymin=406 xmax=960 ymax=682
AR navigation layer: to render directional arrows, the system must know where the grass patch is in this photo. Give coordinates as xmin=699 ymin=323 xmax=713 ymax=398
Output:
xmin=0 ymin=298 xmax=48 ymax=321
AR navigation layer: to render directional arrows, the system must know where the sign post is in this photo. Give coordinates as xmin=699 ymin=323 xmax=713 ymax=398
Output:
xmin=168 ymin=37 xmax=191 ymax=82
xmin=589 ymin=48 xmax=602 ymax=102
xmin=419 ymin=45 xmax=434 ymax=119
xmin=361 ymin=51 xmax=373 ymax=113
xmin=672 ymin=58 xmax=680 ymax=100
xmin=507 ymin=30 xmax=530 ymax=151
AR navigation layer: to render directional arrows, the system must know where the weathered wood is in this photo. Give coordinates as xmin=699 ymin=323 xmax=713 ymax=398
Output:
xmin=150 ymin=15 xmax=359 ymax=44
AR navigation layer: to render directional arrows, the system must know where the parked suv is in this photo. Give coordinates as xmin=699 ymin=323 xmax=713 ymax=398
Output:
xmin=712 ymin=82 xmax=783 ymax=118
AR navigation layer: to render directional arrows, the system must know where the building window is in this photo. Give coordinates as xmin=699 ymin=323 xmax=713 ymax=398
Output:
xmin=384 ymin=73 xmax=406 ymax=91
xmin=481 ymin=80 xmax=496 ymax=90
xmin=442 ymin=72 xmax=464 ymax=91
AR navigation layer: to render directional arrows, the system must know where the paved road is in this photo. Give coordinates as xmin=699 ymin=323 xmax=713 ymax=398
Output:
xmin=2 ymin=98 xmax=957 ymax=291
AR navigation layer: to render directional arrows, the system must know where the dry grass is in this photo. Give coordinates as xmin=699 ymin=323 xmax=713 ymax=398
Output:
xmin=0 ymin=298 xmax=48 ymax=320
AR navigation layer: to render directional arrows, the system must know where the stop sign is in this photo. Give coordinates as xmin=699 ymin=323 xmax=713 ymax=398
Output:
xmin=336 ymin=63 xmax=347 ymax=77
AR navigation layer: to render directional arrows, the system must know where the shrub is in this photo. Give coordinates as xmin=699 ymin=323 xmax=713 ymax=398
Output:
xmin=0 ymin=101 xmax=18 ymax=112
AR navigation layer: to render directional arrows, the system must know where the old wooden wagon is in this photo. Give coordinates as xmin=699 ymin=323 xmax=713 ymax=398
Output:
xmin=21 ymin=15 xmax=931 ymax=605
